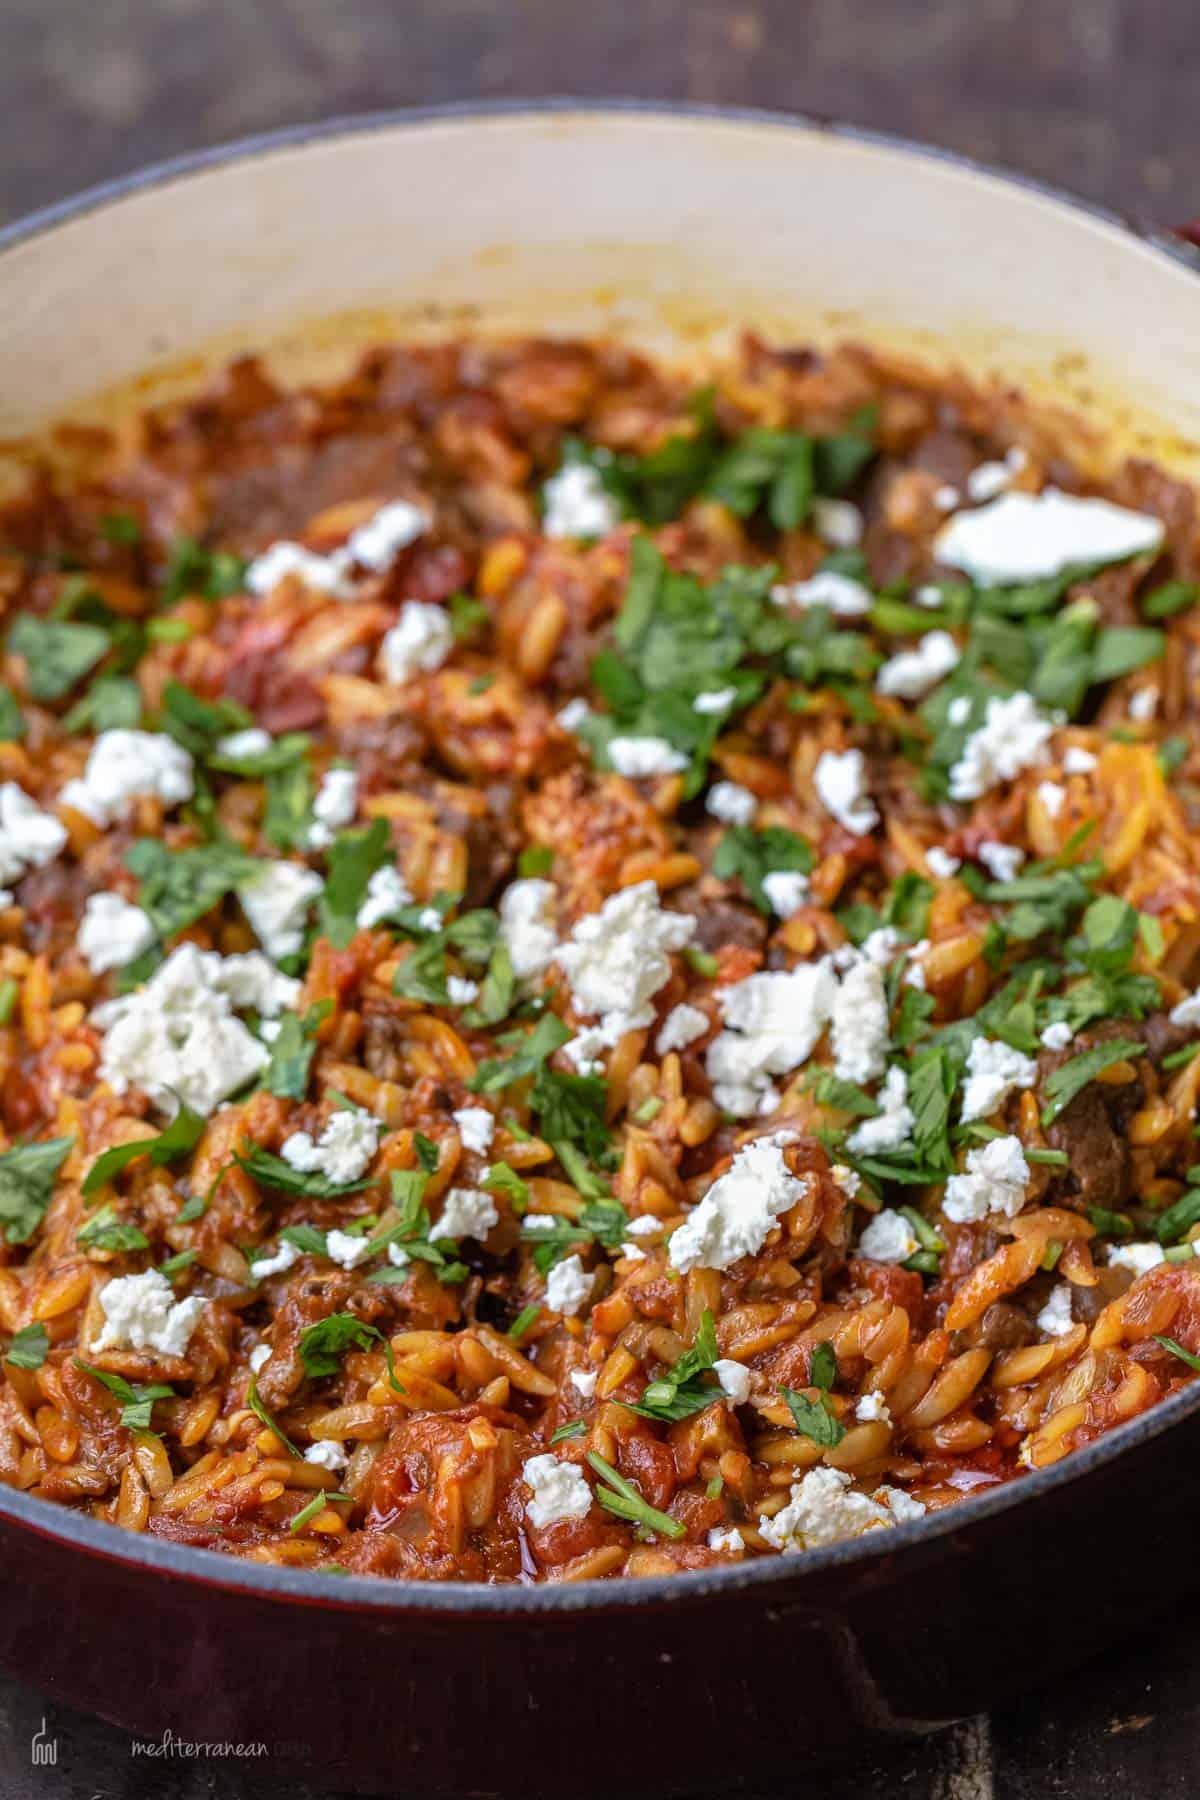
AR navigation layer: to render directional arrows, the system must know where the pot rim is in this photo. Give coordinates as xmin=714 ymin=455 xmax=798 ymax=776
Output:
xmin=1 ymin=96 xmax=1197 ymax=1616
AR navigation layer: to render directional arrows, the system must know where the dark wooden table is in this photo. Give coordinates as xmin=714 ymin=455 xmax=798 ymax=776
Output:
xmin=1 ymin=1 xmax=1198 ymax=1794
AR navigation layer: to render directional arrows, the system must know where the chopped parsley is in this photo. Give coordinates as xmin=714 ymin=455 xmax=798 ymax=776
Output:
xmin=0 ymin=1137 xmax=74 ymax=1245
xmin=781 ymin=1384 xmax=845 ymax=1448
xmin=1040 ymin=1038 xmax=1146 ymax=1125
xmin=74 ymin=1361 xmax=175 ymax=1434
xmin=261 ymin=1002 xmax=332 ymax=1101
xmin=8 ymin=614 xmax=110 ymax=701
xmin=625 ymin=1311 xmax=721 ymax=1421
xmin=586 ymin=1449 xmax=685 ymax=1540
xmin=298 ymin=1313 xmax=403 ymax=1392
xmin=234 ymin=1143 xmax=373 ymax=1200
xmin=5 ymin=1322 xmax=49 ymax=1370
xmin=82 ymin=1101 xmax=205 ymax=1195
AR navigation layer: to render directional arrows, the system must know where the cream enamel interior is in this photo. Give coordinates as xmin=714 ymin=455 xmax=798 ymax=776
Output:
xmin=1 ymin=109 xmax=1199 ymax=484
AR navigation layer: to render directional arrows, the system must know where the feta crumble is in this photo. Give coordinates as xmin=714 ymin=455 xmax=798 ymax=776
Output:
xmin=568 ymin=1367 xmax=598 ymax=1398
xmin=959 ymin=1037 xmax=1038 ymax=1123
xmin=555 ymin=882 xmax=694 ymax=1054
xmin=544 ymin=1253 xmax=593 ymax=1316
xmin=761 ymin=869 xmax=810 ymax=917
xmin=281 ymin=1108 xmax=380 ymax=1184
xmin=693 ymin=687 xmax=738 ymax=715
xmin=943 ymin=1134 xmax=1030 ymax=1223
xmin=522 ymin=1453 xmax=594 ymax=1527
xmin=499 ymin=878 xmax=558 ymax=980
xmin=812 ymin=497 xmax=864 ymax=547
xmin=706 ymin=780 xmax=757 ymax=826
xmin=356 ymin=864 xmax=413 ymax=930
xmin=1037 ymin=779 xmax=1066 ymax=819
xmin=935 ymin=488 xmax=1164 ymax=585
xmin=950 ymin=692 xmax=1054 ymax=802
xmin=0 ymin=783 xmax=68 ymax=885
xmin=708 ymin=1526 xmax=745 ymax=1553
xmin=1040 ymin=1020 xmax=1075 ymax=1050
xmin=857 ymin=1208 xmax=919 ymax=1263
xmin=453 ymin=1106 xmax=495 ymax=1155
xmin=1063 ymin=745 xmax=1098 ymax=775
xmin=656 ymin=1002 xmax=709 ymax=1056
xmin=1108 ymin=1241 xmax=1166 ymax=1278
xmin=847 ymin=1066 xmax=913 ymax=1156
xmin=245 ymin=541 xmax=355 ymax=600
xmin=446 ymin=976 xmax=479 ymax=1006
xmin=77 ymin=891 xmax=156 ymax=975
xmin=251 ymin=1241 xmax=302 ymax=1282
xmin=436 ymin=1186 xmax=498 ymax=1241
xmin=249 ymin=1344 xmax=272 ymax=1372
xmin=713 ymin=1358 xmax=752 ymax=1405
xmin=875 ymin=630 xmax=960 ymax=701
xmin=1128 ymin=686 xmax=1159 ymax=722
xmin=59 ymin=730 xmax=194 ymax=828
xmin=607 ymin=735 xmax=689 ymax=779
xmin=759 ymin=1467 xmax=895 ymax=1553
xmin=93 ymin=1269 xmax=203 ymax=1357
xmin=94 ymin=942 xmax=297 ymax=1116
xmin=706 ymin=962 xmax=838 ymax=1117
xmin=217 ymin=727 xmax=273 ymax=760
xmin=542 ymin=462 xmax=621 ymax=539
xmin=926 ymin=846 xmax=961 ymax=880
xmin=379 ymin=603 xmax=454 ymax=685
xmin=347 ymin=498 xmax=429 ymax=572
xmin=856 ymin=1391 xmax=892 ymax=1425
xmin=1037 ymin=1284 xmax=1076 ymax=1338
xmin=772 ymin=571 xmax=872 ymax=616
xmin=556 ymin=697 xmax=592 ymax=733
xmin=307 ymin=767 xmax=358 ymax=850
xmin=239 ymin=861 xmax=323 ymax=961
xmin=830 ymin=955 xmax=890 ymax=1085
xmin=324 ymin=1229 xmax=371 ymax=1270
xmin=977 ymin=841 xmax=1025 ymax=883
xmin=814 ymin=748 xmax=879 ymax=836
xmin=305 ymin=1440 xmax=349 ymax=1472
xmin=669 ymin=1138 xmax=807 ymax=1273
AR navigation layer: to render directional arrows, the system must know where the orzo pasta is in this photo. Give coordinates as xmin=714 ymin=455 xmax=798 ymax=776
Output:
xmin=0 ymin=332 xmax=1197 ymax=1581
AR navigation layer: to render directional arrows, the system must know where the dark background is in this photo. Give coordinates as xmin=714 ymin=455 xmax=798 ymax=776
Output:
xmin=2 ymin=0 xmax=1199 ymax=1795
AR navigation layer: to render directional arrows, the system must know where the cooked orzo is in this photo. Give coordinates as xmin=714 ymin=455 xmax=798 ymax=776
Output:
xmin=0 ymin=332 xmax=1198 ymax=1582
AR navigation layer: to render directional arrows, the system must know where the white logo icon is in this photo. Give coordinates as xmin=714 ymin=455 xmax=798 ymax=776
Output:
xmin=31 ymin=1719 xmax=58 ymax=1766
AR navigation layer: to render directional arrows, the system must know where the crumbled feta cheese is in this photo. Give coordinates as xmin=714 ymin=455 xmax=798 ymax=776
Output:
xmin=1108 ymin=1241 xmax=1166 ymax=1278
xmin=324 ymin=1229 xmax=371 ymax=1270
xmin=847 ymin=1066 xmax=913 ymax=1156
xmin=249 ymin=1343 xmax=272 ymax=1372
xmin=935 ymin=484 xmax=962 ymax=511
xmin=706 ymin=780 xmax=757 ymax=826
xmin=305 ymin=1440 xmax=349 ymax=1471
xmin=856 ymin=1391 xmax=892 ymax=1424
xmin=347 ymin=499 xmax=429 ymax=572
xmin=949 ymin=692 xmax=1054 ymax=801
xmin=948 ymin=695 xmax=972 ymax=724
xmin=281 ymin=1108 xmax=380 ymax=1185
xmin=812 ymin=497 xmax=863 ymax=547
xmin=693 ymin=687 xmax=738 ymax=715
xmin=59 ymin=730 xmax=194 ymax=829
xmin=607 ymin=736 xmax=689 ymax=779
xmin=251 ymin=1241 xmax=301 ymax=1282
xmin=814 ymin=748 xmax=879 ymax=836
xmin=713 ymin=1358 xmax=751 ymax=1405
xmin=545 ymin=1253 xmax=593 ymax=1316
xmin=499 ymin=878 xmax=558 ymax=980
xmin=0 ymin=783 xmax=68 ymax=885
xmin=830 ymin=955 xmax=890 ymax=1084
xmin=1063 ymin=745 xmax=1098 ymax=775
xmin=943 ymin=1134 xmax=1030 ymax=1223
xmin=541 ymin=462 xmax=620 ymax=539
xmin=356 ymin=864 xmax=413 ymax=930
xmin=307 ymin=767 xmax=358 ymax=850
xmin=1037 ymin=779 xmax=1066 ymax=819
xmin=239 ymin=861 xmax=323 ymax=961
xmin=708 ymin=1526 xmax=745 ymax=1553
xmin=628 ymin=1214 xmax=662 ymax=1238
xmin=1128 ymin=686 xmax=1159 ymax=722
xmin=977 ymin=841 xmax=1025 ymax=883
xmin=446 ymin=976 xmax=479 ymax=1006
xmin=936 ymin=488 xmax=1164 ymax=584
xmin=93 ymin=1269 xmax=203 ymax=1357
xmin=761 ymin=869 xmax=810 ymax=917
xmin=875 ymin=1485 xmax=927 ymax=1525
xmin=556 ymin=882 xmax=694 ymax=1054
xmin=832 ymin=1163 xmax=861 ymax=1199
xmin=965 ymin=461 xmax=1012 ymax=503
xmin=217 ymin=727 xmax=273 ymax=760
xmin=387 ymin=1242 xmax=411 ymax=1271
xmin=926 ymin=846 xmax=961 ymax=880
xmin=669 ymin=1138 xmax=807 ymax=1273
xmin=875 ymin=630 xmax=960 ymax=701
xmin=772 ymin=572 xmax=872 ymax=616
xmin=759 ymin=1467 xmax=894 ymax=1552
xmin=94 ymin=942 xmax=294 ymax=1116
xmin=379 ymin=603 xmax=454 ymax=685
xmin=857 ymin=1208 xmax=919 ymax=1263
xmin=1040 ymin=1020 xmax=1075 ymax=1050
xmin=656 ymin=1002 xmax=709 ymax=1056
xmin=1037 ymin=1283 xmax=1076 ymax=1337
xmin=437 ymin=1186 xmax=498 ymax=1241
xmin=959 ymin=1037 xmax=1038 ymax=1123
xmin=706 ymin=962 xmax=838 ymax=1116
xmin=1170 ymin=988 xmax=1200 ymax=1030
xmin=568 ymin=1367 xmax=598 ymax=1398
xmin=453 ymin=1106 xmax=494 ymax=1155
xmin=245 ymin=540 xmax=354 ymax=600
xmin=522 ymin=1453 xmax=594 ymax=1527
xmin=556 ymin=697 xmax=592 ymax=733
xmin=77 ymin=892 xmax=156 ymax=975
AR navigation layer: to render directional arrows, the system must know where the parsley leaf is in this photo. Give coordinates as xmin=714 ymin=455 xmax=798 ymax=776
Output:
xmin=712 ymin=826 xmax=814 ymax=915
xmin=126 ymin=838 xmax=260 ymax=940
xmin=0 ymin=1137 xmax=74 ymax=1244
xmin=0 ymin=683 xmax=27 ymax=741
xmin=76 ymin=1205 xmax=150 ymax=1253
xmin=9 ymin=615 xmax=109 ymax=700
xmin=317 ymin=819 xmax=390 ymax=948
xmin=586 ymin=1449 xmax=685 ymax=1539
xmin=161 ymin=537 xmax=247 ymax=606
xmin=1041 ymin=1037 xmax=1146 ymax=1125
xmin=246 ymin=1370 xmax=301 ymax=1456
xmin=235 ymin=1143 xmax=373 ymax=1200
xmin=626 ymin=1310 xmax=721 ymax=1421
xmin=1154 ymin=1334 xmax=1200 ymax=1374
xmin=74 ymin=1360 xmax=175 ymax=1434
xmin=260 ymin=1002 xmax=332 ymax=1101
xmin=470 ymin=1013 xmax=571 ymax=1094
xmin=298 ymin=1313 xmax=403 ymax=1391
xmin=782 ymin=1384 xmax=845 ymax=1448
xmin=159 ymin=681 xmax=251 ymax=755
xmin=5 ymin=1322 xmax=49 ymax=1370
xmin=82 ymin=1103 xmax=205 ymax=1195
